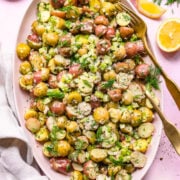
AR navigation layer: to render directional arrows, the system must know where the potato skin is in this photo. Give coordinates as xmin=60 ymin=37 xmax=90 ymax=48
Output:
xmin=83 ymin=160 xmax=99 ymax=179
xmin=119 ymin=27 xmax=134 ymax=39
xmin=19 ymin=61 xmax=32 ymax=75
xmin=50 ymin=158 xmax=72 ymax=175
xmin=139 ymin=107 xmax=154 ymax=122
xmin=90 ymin=148 xmax=107 ymax=162
xmin=25 ymin=117 xmax=41 ymax=133
xmin=50 ymin=101 xmax=66 ymax=115
xmin=93 ymin=107 xmax=109 ymax=124
xmin=105 ymin=27 xmax=116 ymax=40
xmin=108 ymin=89 xmax=122 ymax=102
xmin=16 ymin=43 xmax=31 ymax=60
xmin=135 ymin=63 xmax=150 ymax=79
xmin=125 ymin=40 xmax=145 ymax=57
xmin=33 ymin=82 xmax=48 ymax=97
xmin=131 ymin=151 xmax=147 ymax=168
xmin=94 ymin=15 xmax=109 ymax=26
xmin=95 ymin=25 xmax=107 ymax=37
xmin=55 ymin=140 xmax=72 ymax=157
xmin=71 ymin=171 xmax=83 ymax=180
xmin=138 ymin=122 xmax=155 ymax=138
xmin=24 ymin=109 xmax=38 ymax=120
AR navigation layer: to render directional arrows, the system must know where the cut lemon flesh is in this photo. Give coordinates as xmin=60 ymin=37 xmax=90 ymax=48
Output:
xmin=137 ymin=0 xmax=166 ymax=19
xmin=157 ymin=18 xmax=180 ymax=52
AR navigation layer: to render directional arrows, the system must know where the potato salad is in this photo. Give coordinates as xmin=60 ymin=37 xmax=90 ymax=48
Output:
xmin=16 ymin=0 xmax=160 ymax=179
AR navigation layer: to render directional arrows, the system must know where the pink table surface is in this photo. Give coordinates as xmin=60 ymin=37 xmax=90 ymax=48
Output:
xmin=0 ymin=0 xmax=180 ymax=179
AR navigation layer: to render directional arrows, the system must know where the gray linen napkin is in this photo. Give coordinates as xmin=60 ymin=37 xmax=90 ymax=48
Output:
xmin=0 ymin=52 xmax=48 ymax=180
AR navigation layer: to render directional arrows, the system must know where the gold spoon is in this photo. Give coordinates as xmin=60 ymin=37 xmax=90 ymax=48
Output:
xmin=144 ymin=87 xmax=180 ymax=155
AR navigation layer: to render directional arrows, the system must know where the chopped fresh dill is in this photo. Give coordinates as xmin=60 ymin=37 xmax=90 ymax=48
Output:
xmin=60 ymin=6 xmax=73 ymax=12
xmin=58 ymin=40 xmax=69 ymax=47
xmin=134 ymin=54 xmax=141 ymax=64
xmin=145 ymin=66 xmax=161 ymax=90
xmin=65 ymin=20 xmax=72 ymax=29
xmin=153 ymin=0 xmax=180 ymax=5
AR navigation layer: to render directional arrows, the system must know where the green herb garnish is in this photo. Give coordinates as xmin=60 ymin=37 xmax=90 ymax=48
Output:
xmin=145 ymin=66 xmax=161 ymax=90
xmin=134 ymin=54 xmax=141 ymax=64
xmin=96 ymin=127 xmax=103 ymax=142
xmin=59 ymin=40 xmax=70 ymax=47
xmin=75 ymin=139 xmax=85 ymax=150
xmin=109 ymin=155 xmax=125 ymax=166
xmin=60 ymin=6 xmax=73 ymax=12
xmin=153 ymin=0 xmax=180 ymax=5
xmin=47 ymin=89 xmax=65 ymax=99
xmin=102 ymin=79 xmax=115 ymax=88
xmin=83 ymin=80 xmax=92 ymax=88
xmin=65 ymin=20 xmax=72 ymax=29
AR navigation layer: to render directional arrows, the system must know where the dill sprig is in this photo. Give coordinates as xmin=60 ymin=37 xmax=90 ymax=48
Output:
xmin=145 ymin=66 xmax=161 ymax=90
xmin=153 ymin=0 xmax=180 ymax=5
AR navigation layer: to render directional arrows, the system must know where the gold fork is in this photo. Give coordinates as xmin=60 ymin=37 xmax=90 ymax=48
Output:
xmin=143 ymin=87 xmax=180 ymax=155
xmin=116 ymin=2 xmax=180 ymax=110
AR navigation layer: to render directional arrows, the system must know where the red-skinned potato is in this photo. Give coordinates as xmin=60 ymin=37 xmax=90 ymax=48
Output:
xmin=78 ymin=0 xmax=89 ymax=5
xmin=66 ymin=106 xmax=78 ymax=119
xmin=33 ymin=68 xmax=50 ymax=84
xmin=27 ymin=34 xmax=40 ymax=43
xmin=105 ymin=27 xmax=116 ymax=40
xmin=57 ymin=70 xmax=66 ymax=82
xmin=48 ymin=74 xmax=58 ymax=88
xmin=96 ymin=39 xmax=111 ymax=55
xmin=82 ymin=6 xmax=94 ymax=16
xmin=69 ymin=64 xmax=83 ymax=77
xmin=59 ymin=35 xmax=72 ymax=47
xmin=70 ymin=21 xmax=81 ymax=34
xmin=27 ymin=34 xmax=42 ymax=49
xmin=125 ymin=42 xmax=137 ymax=57
xmin=90 ymin=95 xmax=101 ymax=109
xmin=58 ymin=47 xmax=72 ymax=58
xmin=50 ymin=0 xmax=65 ymax=8
xmin=50 ymin=101 xmax=66 ymax=115
xmin=135 ymin=63 xmax=150 ymax=78
xmin=136 ymin=40 xmax=145 ymax=54
xmin=51 ymin=10 xmax=66 ymax=18
xmin=114 ymin=62 xmax=129 ymax=73
xmin=94 ymin=16 xmax=109 ymax=26
xmin=33 ymin=71 xmax=42 ymax=84
xmin=119 ymin=27 xmax=134 ymax=39
xmin=125 ymin=40 xmax=145 ymax=57
xmin=83 ymin=160 xmax=98 ymax=179
xmin=50 ymin=158 xmax=71 ymax=175
xmin=95 ymin=25 xmax=107 ymax=37
xmin=80 ymin=21 xmax=94 ymax=34
xmin=108 ymin=89 xmax=122 ymax=102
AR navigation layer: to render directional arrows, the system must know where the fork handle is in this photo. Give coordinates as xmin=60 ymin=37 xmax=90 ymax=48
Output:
xmin=142 ymin=36 xmax=180 ymax=110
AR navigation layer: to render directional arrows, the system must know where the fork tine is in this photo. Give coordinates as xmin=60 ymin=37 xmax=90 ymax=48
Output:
xmin=117 ymin=2 xmax=142 ymax=35
xmin=117 ymin=2 xmax=140 ymax=24
xmin=121 ymin=4 xmax=137 ymax=19
xmin=116 ymin=3 xmax=137 ymax=27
